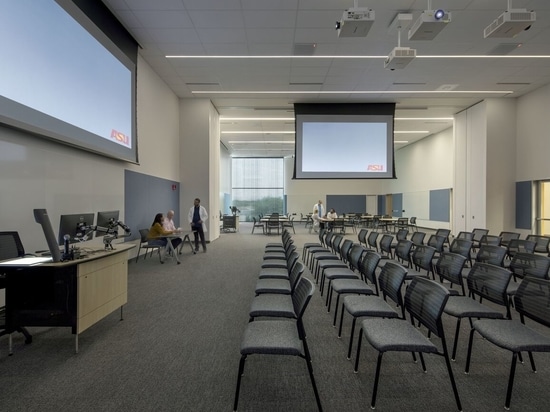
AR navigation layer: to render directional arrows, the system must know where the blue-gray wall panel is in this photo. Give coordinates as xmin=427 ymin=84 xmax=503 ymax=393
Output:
xmin=516 ymin=181 xmax=532 ymax=230
xmin=429 ymin=189 xmax=450 ymax=222
xmin=326 ymin=195 xmax=366 ymax=215
xmin=392 ymin=193 xmax=403 ymax=217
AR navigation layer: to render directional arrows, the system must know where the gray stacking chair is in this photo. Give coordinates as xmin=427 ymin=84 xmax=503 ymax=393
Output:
xmin=357 ymin=228 xmax=368 ymax=247
xmin=526 ymin=234 xmax=550 ymax=254
xmin=443 ymin=262 xmax=512 ymax=361
xmin=321 ymin=244 xmax=365 ymax=298
xmin=506 ymin=252 xmax=550 ymax=299
xmin=506 ymin=238 xmax=536 ymax=260
xmin=258 ymin=251 xmax=299 ymax=280
xmin=408 ymin=244 xmax=436 ymax=280
xmin=433 ymin=251 xmax=468 ymax=296
xmin=354 ymin=277 xmax=462 ymax=411
xmin=234 ymin=277 xmax=322 ymax=411
xmin=366 ymin=230 xmax=379 ymax=252
xmin=499 ymin=231 xmax=520 ymax=249
xmin=465 ymin=276 xmax=550 ymax=410
xmin=254 ymin=261 xmax=304 ymax=296
xmin=314 ymin=239 xmax=352 ymax=282
xmin=338 ymin=260 xmax=406 ymax=360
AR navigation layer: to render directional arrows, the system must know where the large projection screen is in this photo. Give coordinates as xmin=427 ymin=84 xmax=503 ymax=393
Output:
xmin=294 ymin=103 xmax=395 ymax=179
xmin=0 ymin=0 xmax=138 ymax=163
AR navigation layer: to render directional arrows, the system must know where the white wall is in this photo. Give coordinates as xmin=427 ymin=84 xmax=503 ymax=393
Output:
xmin=0 ymin=54 xmax=181 ymax=256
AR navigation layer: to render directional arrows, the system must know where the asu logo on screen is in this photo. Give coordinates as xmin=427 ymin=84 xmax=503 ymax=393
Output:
xmin=367 ymin=164 xmax=385 ymax=171
xmin=110 ymin=129 xmax=130 ymax=147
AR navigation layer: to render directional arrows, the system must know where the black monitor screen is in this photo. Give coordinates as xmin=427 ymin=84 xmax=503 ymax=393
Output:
xmin=58 ymin=213 xmax=94 ymax=245
xmin=96 ymin=210 xmax=119 ymax=234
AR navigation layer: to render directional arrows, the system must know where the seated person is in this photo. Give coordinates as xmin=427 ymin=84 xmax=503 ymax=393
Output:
xmin=310 ymin=210 xmax=320 ymax=233
xmin=148 ymin=213 xmax=182 ymax=251
xmin=163 ymin=209 xmax=179 ymax=232
xmin=326 ymin=208 xmax=338 ymax=230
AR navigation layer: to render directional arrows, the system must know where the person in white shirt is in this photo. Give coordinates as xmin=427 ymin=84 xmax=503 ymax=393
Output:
xmin=309 ymin=210 xmax=320 ymax=234
xmin=327 ymin=208 xmax=338 ymax=220
xmin=163 ymin=210 xmax=178 ymax=232
xmin=188 ymin=198 xmax=208 ymax=252
xmin=313 ymin=200 xmax=324 ymax=219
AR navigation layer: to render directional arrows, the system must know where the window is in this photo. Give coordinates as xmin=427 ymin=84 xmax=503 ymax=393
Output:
xmin=231 ymin=158 xmax=284 ymax=221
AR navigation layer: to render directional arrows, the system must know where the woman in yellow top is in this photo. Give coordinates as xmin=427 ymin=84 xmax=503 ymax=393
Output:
xmin=148 ymin=213 xmax=182 ymax=251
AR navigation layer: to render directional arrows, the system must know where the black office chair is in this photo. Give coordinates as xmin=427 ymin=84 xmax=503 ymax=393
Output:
xmin=0 ymin=231 xmax=33 ymax=344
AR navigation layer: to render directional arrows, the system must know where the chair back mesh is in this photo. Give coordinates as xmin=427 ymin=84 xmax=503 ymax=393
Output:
xmin=357 ymin=228 xmax=368 ymax=245
xmin=379 ymin=262 xmax=406 ymax=312
xmin=286 ymin=251 xmax=299 ymax=271
xmin=405 ymin=277 xmax=449 ymax=337
xmin=139 ymin=228 xmax=150 ymax=243
xmin=348 ymin=244 xmax=366 ymax=272
xmin=359 ymin=251 xmax=381 ymax=285
xmin=331 ymin=235 xmax=344 ymax=254
xmin=435 ymin=228 xmax=451 ymax=244
xmin=395 ymin=239 xmax=413 ymax=263
xmin=395 ymin=228 xmax=408 ymax=241
xmin=379 ymin=234 xmax=394 ymax=257
xmin=427 ymin=234 xmax=445 ymax=253
xmin=509 ymin=252 xmax=550 ymax=280
xmin=339 ymin=239 xmax=354 ymax=262
xmin=410 ymin=231 xmax=425 ymax=246
xmin=435 ymin=252 xmax=467 ymax=285
xmin=411 ymin=245 xmax=436 ymax=272
xmin=507 ymin=239 xmax=536 ymax=257
xmin=472 ymin=228 xmax=489 ymax=242
xmin=367 ymin=231 xmax=379 ymax=250
xmin=467 ymin=263 xmax=512 ymax=308
xmin=0 ymin=231 xmax=25 ymax=260
xmin=514 ymin=277 xmax=550 ymax=328
xmin=499 ymin=231 xmax=520 ymax=246
xmin=291 ymin=277 xmax=315 ymax=320
xmin=457 ymin=231 xmax=474 ymax=241
xmin=288 ymin=262 xmax=305 ymax=291
xmin=476 ymin=245 xmax=506 ymax=266
xmin=526 ymin=235 xmax=550 ymax=254
xmin=449 ymin=238 xmax=473 ymax=260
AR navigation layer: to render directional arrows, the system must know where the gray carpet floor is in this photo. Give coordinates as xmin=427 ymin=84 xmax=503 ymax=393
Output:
xmin=1 ymin=223 xmax=549 ymax=412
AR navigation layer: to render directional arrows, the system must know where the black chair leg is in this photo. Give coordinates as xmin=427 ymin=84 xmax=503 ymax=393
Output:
xmin=505 ymin=352 xmax=518 ymax=410
xmin=233 ymin=355 xmax=247 ymax=411
xmin=370 ymin=352 xmax=385 ymax=409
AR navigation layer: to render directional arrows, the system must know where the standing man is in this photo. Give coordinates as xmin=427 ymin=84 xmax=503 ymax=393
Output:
xmin=188 ymin=198 xmax=208 ymax=252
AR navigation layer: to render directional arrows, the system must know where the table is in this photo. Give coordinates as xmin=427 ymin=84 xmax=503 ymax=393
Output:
xmin=260 ymin=216 xmax=289 ymax=234
xmin=161 ymin=232 xmax=195 ymax=264
xmin=0 ymin=243 xmax=135 ymax=354
xmin=380 ymin=217 xmax=398 ymax=233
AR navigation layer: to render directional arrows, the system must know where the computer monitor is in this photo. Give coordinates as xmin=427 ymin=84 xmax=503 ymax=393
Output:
xmin=33 ymin=208 xmax=62 ymax=262
xmin=58 ymin=213 xmax=94 ymax=245
xmin=96 ymin=210 xmax=120 ymax=234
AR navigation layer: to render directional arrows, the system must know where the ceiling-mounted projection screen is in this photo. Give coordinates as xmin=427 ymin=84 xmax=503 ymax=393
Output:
xmin=294 ymin=103 xmax=395 ymax=179
xmin=0 ymin=0 xmax=138 ymax=163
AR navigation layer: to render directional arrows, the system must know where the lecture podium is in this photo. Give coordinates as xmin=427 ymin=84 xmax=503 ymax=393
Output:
xmin=0 ymin=243 xmax=135 ymax=354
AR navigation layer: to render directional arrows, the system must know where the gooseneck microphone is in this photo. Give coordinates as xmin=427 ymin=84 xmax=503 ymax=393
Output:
xmin=63 ymin=234 xmax=71 ymax=259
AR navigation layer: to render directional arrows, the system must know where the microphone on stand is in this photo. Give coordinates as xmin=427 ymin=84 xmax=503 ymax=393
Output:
xmin=63 ymin=234 xmax=72 ymax=260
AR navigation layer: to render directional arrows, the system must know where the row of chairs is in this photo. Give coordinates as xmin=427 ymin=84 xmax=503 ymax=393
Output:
xmin=233 ymin=229 xmax=323 ymax=411
xmin=306 ymin=228 xmax=550 ymax=410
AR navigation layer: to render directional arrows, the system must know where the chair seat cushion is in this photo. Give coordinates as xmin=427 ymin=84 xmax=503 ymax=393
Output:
xmin=258 ymin=267 xmax=289 ymax=279
xmin=361 ymin=318 xmax=439 ymax=353
xmin=331 ymin=279 xmax=375 ymax=295
xmin=240 ymin=320 xmax=303 ymax=356
xmin=473 ymin=319 xmax=550 ymax=352
xmin=255 ymin=278 xmax=291 ymax=295
xmin=261 ymin=259 xmax=287 ymax=269
xmin=343 ymin=295 xmax=400 ymax=318
xmin=318 ymin=260 xmax=348 ymax=270
xmin=249 ymin=294 xmax=295 ymax=319
xmin=444 ymin=296 xmax=505 ymax=319
xmin=324 ymin=268 xmax=357 ymax=280
xmin=506 ymin=281 xmax=520 ymax=296
xmin=263 ymin=252 xmax=286 ymax=260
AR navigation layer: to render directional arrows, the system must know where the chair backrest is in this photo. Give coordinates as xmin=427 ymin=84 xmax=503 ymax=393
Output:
xmin=435 ymin=228 xmax=451 ymax=245
xmin=331 ymin=234 xmax=344 ymax=254
xmin=367 ymin=231 xmax=379 ymax=250
xmin=467 ymin=263 xmax=512 ymax=317
xmin=434 ymin=252 xmax=467 ymax=293
xmin=411 ymin=245 xmax=436 ymax=273
xmin=347 ymin=244 xmax=366 ymax=271
xmin=449 ymin=238 xmax=473 ymax=261
xmin=357 ymin=228 xmax=368 ymax=245
xmin=472 ymin=228 xmax=489 ymax=243
xmin=0 ymin=231 xmax=26 ymax=260
xmin=480 ymin=234 xmax=502 ymax=247
xmin=359 ymin=251 xmax=381 ymax=290
xmin=475 ymin=245 xmax=507 ymax=267
xmin=339 ymin=239 xmax=354 ymax=262
xmin=394 ymin=239 xmax=413 ymax=264
xmin=525 ymin=235 xmax=550 ymax=254
xmin=286 ymin=251 xmax=300 ymax=271
xmin=395 ymin=228 xmax=408 ymax=241
xmin=139 ymin=228 xmax=150 ymax=243
xmin=405 ymin=277 xmax=450 ymax=338
xmin=288 ymin=261 xmax=305 ymax=292
xmin=499 ymin=231 xmax=520 ymax=246
xmin=509 ymin=252 xmax=550 ymax=280
xmin=379 ymin=234 xmax=394 ymax=257
xmin=515 ymin=277 xmax=550 ymax=328
xmin=410 ymin=231 xmax=426 ymax=247
xmin=409 ymin=216 xmax=417 ymax=224
xmin=507 ymin=239 xmax=536 ymax=257
xmin=291 ymin=277 xmax=315 ymax=321
xmin=378 ymin=261 xmax=407 ymax=318
xmin=332 ymin=218 xmax=345 ymax=230
xmin=456 ymin=231 xmax=474 ymax=241
xmin=427 ymin=234 xmax=445 ymax=253
xmin=323 ymin=231 xmax=335 ymax=248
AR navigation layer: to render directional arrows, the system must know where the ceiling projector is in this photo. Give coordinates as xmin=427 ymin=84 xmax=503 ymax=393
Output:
xmin=384 ymin=47 xmax=417 ymax=70
xmin=336 ymin=7 xmax=375 ymax=38
xmin=484 ymin=9 xmax=536 ymax=38
xmin=408 ymin=9 xmax=451 ymax=41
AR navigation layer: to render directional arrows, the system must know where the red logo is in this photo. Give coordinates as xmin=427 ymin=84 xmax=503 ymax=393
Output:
xmin=110 ymin=129 xmax=130 ymax=147
xmin=367 ymin=164 xmax=384 ymax=171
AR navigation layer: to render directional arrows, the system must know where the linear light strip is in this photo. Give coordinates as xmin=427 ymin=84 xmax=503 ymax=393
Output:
xmin=221 ymin=117 xmax=453 ymax=121
xmin=196 ymin=90 xmax=512 ymax=95
xmin=167 ymin=55 xmax=550 ymax=59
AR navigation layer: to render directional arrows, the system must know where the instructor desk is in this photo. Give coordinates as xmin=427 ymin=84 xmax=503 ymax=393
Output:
xmin=0 ymin=243 xmax=135 ymax=354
